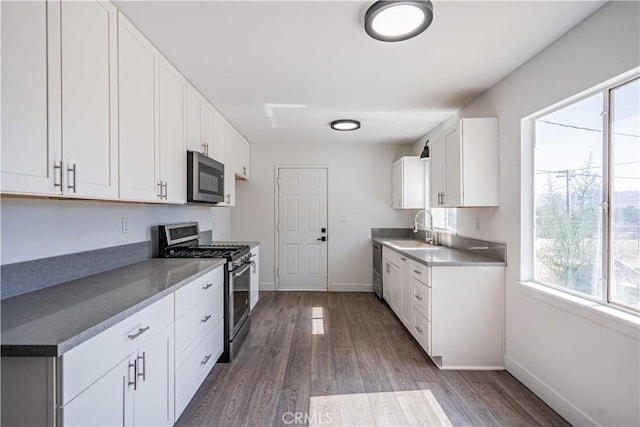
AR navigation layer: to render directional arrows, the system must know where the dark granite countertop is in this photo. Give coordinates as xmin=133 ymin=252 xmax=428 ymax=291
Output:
xmin=1 ymin=258 xmax=225 ymax=357
xmin=374 ymin=238 xmax=505 ymax=267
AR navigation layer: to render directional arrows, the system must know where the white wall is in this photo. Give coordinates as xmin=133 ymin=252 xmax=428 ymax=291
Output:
xmin=230 ymin=142 xmax=414 ymax=290
xmin=413 ymin=2 xmax=640 ymax=426
xmin=0 ymin=198 xmax=231 ymax=265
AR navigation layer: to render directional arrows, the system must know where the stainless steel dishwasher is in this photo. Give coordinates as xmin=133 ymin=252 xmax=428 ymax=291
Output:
xmin=373 ymin=241 xmax=383 ymax=299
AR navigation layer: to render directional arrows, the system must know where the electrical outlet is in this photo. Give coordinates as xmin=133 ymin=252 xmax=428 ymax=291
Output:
xmin=121 ymin=217 xmax=129 ymax=234
xmin=474 ymin=217 xmax=480 ymax=231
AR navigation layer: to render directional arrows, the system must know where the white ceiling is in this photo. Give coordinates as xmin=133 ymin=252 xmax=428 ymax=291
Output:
xmin=115 ymin=1 xmax=606 ymax=145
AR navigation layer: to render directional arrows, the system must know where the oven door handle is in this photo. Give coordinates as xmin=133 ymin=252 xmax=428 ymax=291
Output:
xmin=233 ymin=261 xmax=255 ymax=277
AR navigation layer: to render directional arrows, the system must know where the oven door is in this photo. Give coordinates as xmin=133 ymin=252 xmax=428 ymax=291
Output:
xmin=229 ymin=261 xmax=252 ymax=338
xmin=187 ymin=151 xmax=224 ymax=203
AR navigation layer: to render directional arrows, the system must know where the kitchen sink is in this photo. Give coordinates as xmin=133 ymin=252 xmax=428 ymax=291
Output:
xmin=386 ymin=240 xmax=439 ymax=249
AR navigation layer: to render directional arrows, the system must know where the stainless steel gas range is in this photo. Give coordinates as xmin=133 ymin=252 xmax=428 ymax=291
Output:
xmin=158 ymin=222 xmax=252 ymax=362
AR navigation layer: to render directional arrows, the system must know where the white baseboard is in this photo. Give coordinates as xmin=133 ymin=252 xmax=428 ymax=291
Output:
xmin=259 ymin=282 xmax=275 ymax=291
xmin=329 ymin=282 xmax=374 ymax=292
xmin=505 ymin=356 xmax=598 ymax=427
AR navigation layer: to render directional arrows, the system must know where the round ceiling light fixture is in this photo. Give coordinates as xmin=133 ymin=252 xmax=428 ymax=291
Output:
xmin=331 ymin=119 xmax=361 ymax=131
xmin=364 ymin=0 xmax=434 ymax=42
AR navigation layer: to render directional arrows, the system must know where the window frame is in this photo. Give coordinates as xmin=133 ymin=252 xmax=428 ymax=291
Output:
xmin=530 ymin=73 xmax=639 ymax=314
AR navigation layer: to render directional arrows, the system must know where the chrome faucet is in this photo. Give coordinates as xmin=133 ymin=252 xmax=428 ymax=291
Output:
xmin=414 ymin=209 xmax=436 ymax=245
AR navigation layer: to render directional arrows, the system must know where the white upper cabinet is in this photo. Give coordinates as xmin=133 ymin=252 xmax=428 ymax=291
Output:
xmin=1 ymin=0 xmax=56 ymax=195
xmin=213 ymin=109 xmax=226 ymax=165
xmin=235 ymin=133 xmax=251 ymax=180
xmin=158 ymin=57 xmax=187 ymax=204
xmin=392 ymin=156 xmax=429 ymax=209
xmin=119 ymin=13 xmax=186 ymax=204
xmin=1 ymin=0 xmax=118 ymax=198
xmin=430 ymin=118 xmax=499 ymax=208
xmin=185 ymin=83 xmax=222 ymax=163
xmin=221 ymin=120 xmax=236 ymax=206
xmin=60 ymin=1 xmax=119 ymax=199
xmin=118 ymin=13 xmax=159 ymax=202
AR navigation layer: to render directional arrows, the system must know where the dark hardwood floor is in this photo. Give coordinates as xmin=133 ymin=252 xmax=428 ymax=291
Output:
xmin=176 ymin=292 xmax=569 ymax=427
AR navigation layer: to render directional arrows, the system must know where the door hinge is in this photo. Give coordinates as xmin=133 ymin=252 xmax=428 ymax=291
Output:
xmin=277 ymin=222 xmax=280 ymax=232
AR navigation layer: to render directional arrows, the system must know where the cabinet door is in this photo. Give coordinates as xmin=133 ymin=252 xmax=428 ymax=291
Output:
xmin=400 ymin=257 xmax=412 ymax=328
xmin=158 ymin=58 xmax=186 ymax=204
xmin=391 ymin=160 xmax=402 ymax=208
xmin=1 ymin=0 xmax=61 ymax=195
xmin=60 ymin=0 xmax=118 ymax=199
xmin=213 ymin=109 xmax=226 ymax=164
xmin=221 ymin=120 xmax=236 ymax=206
xmin=382 ymin=259 xmax=401 ymax=315
xmin=443 ymin=126 xmax=462 ymax=207
xmin=429 ymin=138 xmax=445 ymax=208
xmin=118 ymin=13 xmax=160 ymax=202
xmin=133 ymin=325 xmax=174 ymax=427
xmin=235 ymin=135 xmax=250 ymax=179
xmin=250 ymin=247 xmax=260 ymax=309
xmin=61 ymin=358 xmax=131 ymax=427
xmin=201 ymin=101 xmax=215 ymax=158
xmin=185 ymin=85 xmax=202 ymax=153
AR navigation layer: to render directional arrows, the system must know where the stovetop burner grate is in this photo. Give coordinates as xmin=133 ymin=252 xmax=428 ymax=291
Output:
xmin=165 ymin=244 xmax=250 ymax=260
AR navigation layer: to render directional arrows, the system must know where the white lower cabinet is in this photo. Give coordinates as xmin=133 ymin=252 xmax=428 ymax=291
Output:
xmin=382 ymin=246 xmax=504 ymax=369
xmin=250 ymin=246 xmax=260 ymax=310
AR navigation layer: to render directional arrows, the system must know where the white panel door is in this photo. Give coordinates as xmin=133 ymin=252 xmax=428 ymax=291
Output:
xmin=158 ymin=57 xmax=186 ymax=204
xmin=277 ymin=168 xmax=328 ymax=291
xmin=1 ymin=0 xmax=61 ymax=195
xmin=60 ymin=0 xmax=118 ymax=199
xmin=118 ymin=13 xmax=159 ymax=201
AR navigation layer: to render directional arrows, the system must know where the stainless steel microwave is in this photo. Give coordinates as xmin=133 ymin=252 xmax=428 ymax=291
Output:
xmin=187 ymin=151 xmax=224 ymax=204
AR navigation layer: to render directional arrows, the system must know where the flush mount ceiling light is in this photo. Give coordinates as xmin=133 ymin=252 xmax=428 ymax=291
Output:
xmin=365 ymin=0 xmax=434 ymax=42
xmin=330 ymin=119 xmax=361 ymax=131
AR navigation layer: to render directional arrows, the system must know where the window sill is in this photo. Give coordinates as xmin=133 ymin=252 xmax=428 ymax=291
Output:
xmin=517 ymin=281 xmax=640 ymax=340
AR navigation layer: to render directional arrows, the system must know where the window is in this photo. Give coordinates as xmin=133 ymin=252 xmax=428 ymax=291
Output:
xmin=432 ymin=208 xmax=457 ymax=232
xmin=533 ymin=76 xmax=639 ymax=312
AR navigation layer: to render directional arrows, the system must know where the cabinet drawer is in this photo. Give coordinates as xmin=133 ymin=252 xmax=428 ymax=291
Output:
xmin=175 ymin=282 xmax=223 ymax=367
xmin=176 ymin=319 xmax=223 ymax=417
xmin=412 ymin=308 xmax=432 ymax=355
xmin=412 ymin=278 xmax=431 ymax=320
xmin=411 ymin=261 xmax=430 ymax=285
xmin=175 ymin=265 xmax=224 ymax=319
xmin=382 ymin=246 xmax=405 ymax=267
xmin=61 ymin=294 xmax=173 ymax=405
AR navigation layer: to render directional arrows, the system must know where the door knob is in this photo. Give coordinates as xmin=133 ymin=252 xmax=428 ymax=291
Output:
xmin=316 ymin=236 xmax=327 ymax=242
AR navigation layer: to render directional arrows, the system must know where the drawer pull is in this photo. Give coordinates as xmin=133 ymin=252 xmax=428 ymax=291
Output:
xmin=400 ymin=257 xmax=407 ymax=261
xmin=413 ymin=269 xmax=422 ymax=274
xmin=202 ymin=283 xmax=213 ymax=290
xmin=128 ymin=326 xmax=150 ymax=340
xmin=128 ymin=359 xmax=137 ymax=390
xmin=137 ymin=352 xmax=146 ymax=382
xmin=414 ymin=294 xmax=423 ymax=301
xmin=415 ymin=325 xmax=423 ymax=333
xmin=200 ymin=354 xmax=212 ymax=365
xmin=201 ymin=314 xmax=212 ymax=323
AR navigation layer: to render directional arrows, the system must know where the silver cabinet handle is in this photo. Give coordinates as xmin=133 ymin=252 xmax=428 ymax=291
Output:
xmin=415 ymin=325 xmax=423 ymax=333
xmin=385 ymin=263 xmax=391 ymax=273
xmin=202 ymin=283 xmax=213 ymax=290
xmin=242 ymin=166 xmax=247 ymax=176
xmin=54 ymin=161 xmax=63 ymax=189
xmin=400 ymin=257 xmax=406 ymax=261
xmin=226 ymin=194 xmax=231 ymax=204
xmin=128 ymin=359 xmax=137 ymax=390
xmin=414 ymin=294 xmax=423 ymax=301
xmin=201 ymin=314 xmax=212 ymax=323
xmin=252 ymin=261 xmax=257 ymax=273
xmin=162 ymin=181 xmax=168 ymax=200
xmin=67 ymin=163 xmax=77 ymax=192
xmin=137 ymin=352 xmax=146 ymax=382
xmin=200 ymin=354 xmax=212 ymax=365
xmin=157 ymin=181 xmax=163 ymax=199
xmin=413 ymin=269 xmax=422 ymax=275
xmin=128 ymin=326 xmax=150 ymax=340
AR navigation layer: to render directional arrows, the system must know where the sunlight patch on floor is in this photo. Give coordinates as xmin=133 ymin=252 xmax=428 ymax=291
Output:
xmin=311 ymin=307 xmax=325 ymax=335
xmin=308 ymin=389 xmax=452 ymax=427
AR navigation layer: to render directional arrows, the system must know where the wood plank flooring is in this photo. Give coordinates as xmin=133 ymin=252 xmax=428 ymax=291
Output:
xmin=176 ymin=292 xmax=569 ymax=427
